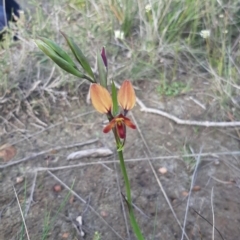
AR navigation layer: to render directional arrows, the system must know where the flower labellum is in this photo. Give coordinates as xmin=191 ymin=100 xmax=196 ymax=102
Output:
xmin=103 ymin=114 xmax=136 ymax=139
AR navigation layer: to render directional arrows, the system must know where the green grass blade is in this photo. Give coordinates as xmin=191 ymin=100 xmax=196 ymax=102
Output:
xmin=41 ymin=180 xmax=75 ymax=240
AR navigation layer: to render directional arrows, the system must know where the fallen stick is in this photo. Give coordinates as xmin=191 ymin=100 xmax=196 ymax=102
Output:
xmin=136 ymin=98 xmax=240 ymax=127
xmin=0 ymin=139 xmax=98 ymax=169
xmin=114 ymin=81 xmax=240 ymax=127
xmin=67 ymin=148 xmax=113 ymax=160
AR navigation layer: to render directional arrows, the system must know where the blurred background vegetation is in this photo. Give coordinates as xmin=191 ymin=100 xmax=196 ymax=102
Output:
xmin=1 ymin=0 xmax=240 ymax=121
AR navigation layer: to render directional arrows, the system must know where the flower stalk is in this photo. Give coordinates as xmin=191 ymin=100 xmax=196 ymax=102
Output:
xmin=117 ymin=148 xmax=145 ymax=240
xmin=36 ymin=36 xmax=144 ymax=239
xmin=90 ymin=80 xmax=144 ymax=239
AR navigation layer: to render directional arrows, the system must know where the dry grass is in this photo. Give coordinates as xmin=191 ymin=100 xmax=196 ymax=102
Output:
xmin=1 ymin=0 xmax=240 ymax=239
xmin=1 ymin=0 xmax=240 ymax=122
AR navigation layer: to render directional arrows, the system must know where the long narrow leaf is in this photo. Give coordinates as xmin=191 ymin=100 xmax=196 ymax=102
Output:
xmin=35 ymin=40 xmax=85 ymax=78
xmin=97 ymin=52 xmax=107 ymax=88
xmin=111 ymin=81 xmax=119 ymax=116
xmin=61 ymin=32 xmax=95 ymax=81
xmin=39 ymin=37 xmax=76 ymax=66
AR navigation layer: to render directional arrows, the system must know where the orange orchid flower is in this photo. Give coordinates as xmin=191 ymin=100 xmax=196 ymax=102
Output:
xmin=117 ymin=80 xmax=136 ymax=111
xmin=90 ymin=80 xmax=136 ymax=139
xmin=90 ymin=83 xmax=112 ymax=114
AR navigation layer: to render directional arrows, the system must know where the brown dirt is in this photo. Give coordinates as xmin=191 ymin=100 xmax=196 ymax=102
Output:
xmin=0 ymin=79 xmax=240 ymax=240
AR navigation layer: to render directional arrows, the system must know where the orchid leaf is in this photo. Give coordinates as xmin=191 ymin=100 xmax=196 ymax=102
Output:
xmin=111 ymin=81 xmax=119 ymax=116
xmin=61 ymin=32 xmax=95 ymax=82
xmin=35 ymin=40 xmax=85 ymax=78
xmin=97 ymin=52 xmax=107 ymax=88
xmin=39 ymin=37 xmax=75 ymax=66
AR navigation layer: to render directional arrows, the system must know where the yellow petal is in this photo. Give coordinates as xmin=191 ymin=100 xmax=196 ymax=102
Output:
xmin=90 ymin=84 xmax=112 ymax=113
xmin=117 ymin=80 xmax=136 ymax=110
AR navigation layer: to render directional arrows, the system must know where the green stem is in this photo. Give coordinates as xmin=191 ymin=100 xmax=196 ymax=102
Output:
xmin=118 ymin=150 xmax=132 ymax=203
xmin=116 ymin=146 xmax=145 ymax=240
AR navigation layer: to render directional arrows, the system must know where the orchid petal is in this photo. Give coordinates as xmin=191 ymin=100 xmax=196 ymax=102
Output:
xmin=90 ymin=84 xmax=112 ymax=114
xmin=117 ymin=80 xmax=136 ymax=111
xmin=103 ymin=119 xmax=116 ymax=133
xmin=102 ymin=114 xmax=136 ymax=139
xmin=123 ymin=116 xmax=136 ymax=129
xmin=116 ymin=121 xmax=126 ymax=139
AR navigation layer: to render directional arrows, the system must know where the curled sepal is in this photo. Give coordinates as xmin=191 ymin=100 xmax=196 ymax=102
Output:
xmin=97 ymin=52 xmax=107 ymax=88
xmin=35 ymin=40 xmax=86 ymax=78
xmin=61 ymin=32 xmax=95 ymax=82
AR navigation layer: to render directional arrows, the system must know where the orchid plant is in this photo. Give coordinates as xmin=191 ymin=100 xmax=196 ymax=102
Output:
xmin=35 ymin=33 xmax=144 ymax=239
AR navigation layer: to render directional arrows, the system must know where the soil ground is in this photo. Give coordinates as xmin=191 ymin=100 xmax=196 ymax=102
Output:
xmin=1 ymin=79 xmax=240 ymax=240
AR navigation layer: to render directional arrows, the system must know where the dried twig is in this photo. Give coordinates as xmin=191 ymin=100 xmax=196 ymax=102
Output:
xmin=12 ymin=184 xmax=30 ymax=240
xmin=113 ymin=81 xmax=240 ymax=127
xmin=136 ymin=98 xmax=240 ymax=127
xmin=0 ymin=187 xmax=23 ymax=221
xmin=24 ymin=81 xmax=42 ymax=99
xmin=25 ymin=172 xmax=38 ymax=217
xmin=34 ymin=150 xmax=240 ymax=172
xmin=43 ymin=66 xmax=56 ymax=88
xmin=210 ymin=176 xmax=232 ymax=184
xmin=181 ymin=147 xmax=202 ymax=240
xmin=67 ymin=147 xmax=113 ymax=160
xmin=130 ymin=111 xmax=190 ymax=240
xmin=211 ymin=187 xmax=215 ymax=240
xmin=47 ymin=171 xmax=124 ymax=240
xmin=7 ymin=111 xmax=95 ymax=148
xmin=25 ymin=100 xmax=47 ymax=127
xmin=0 ymin=139 xmax=98 ymax=169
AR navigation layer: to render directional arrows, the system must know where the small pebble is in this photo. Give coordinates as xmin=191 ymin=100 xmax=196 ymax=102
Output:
xmin=62 ymin=232 xmax=69 ymax=238
xmin=192 ymin=185 xmax=201 ymax=191
xmin=76 ymin=216 xmax=83 ymax=226
xmin=214 ymin=159 xmax=220 ymax=165
xmin=100 ymin=210 xmax=108 ymax=217
xmin=158 ymin=167 xmax=168 ymax=174
xmin=53 ymin=184 xmax=62 ymax=192
xmin=69 ymin=195 xmax=75 ymax=204
xmin=16 ymin=176 xmax=24 ymax=184
xmin=182 ymin=191 xmax=189 ymax=197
